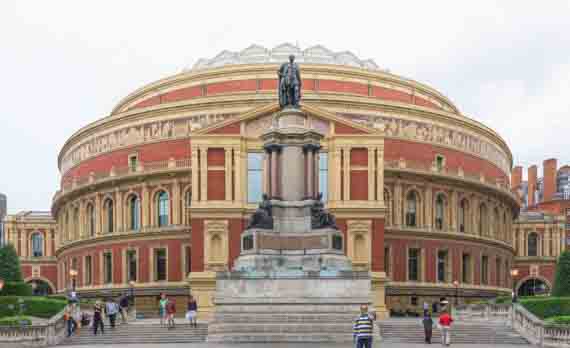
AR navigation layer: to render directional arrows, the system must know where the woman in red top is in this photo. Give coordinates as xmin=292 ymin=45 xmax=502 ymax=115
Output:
xmin=438 ymin=309 xmax=453 ymax=346
xmin=166 ymin=298 xmax=176 ymax=329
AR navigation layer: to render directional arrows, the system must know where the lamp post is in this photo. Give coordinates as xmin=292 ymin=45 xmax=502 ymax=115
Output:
xmin=510 ymin=269 xmax=519 ymax=303
xmin=453 ymin=280 xmax=460 ymax=307
xmin=69 ymin=269 xmax=78 ymax=293
xmin=0 ymin=278 xmax=4 ymax=292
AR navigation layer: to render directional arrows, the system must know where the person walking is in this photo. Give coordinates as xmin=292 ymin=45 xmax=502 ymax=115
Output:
xmin=64 ymin=305 xmax=75 ymax=337
xmin=186 ymin=295 xmax=198 ymax=328
xmin=166 ymin=298 xmax=176 ymax=329
xmin=93 ymin=300 xmax=105 ymax=335
xmin=422 ymin=311 xmax=434 ymax=344
xmin=159 ymin=293 xmax=169 ymax=327
xmin=353 ymin=304 xmax=376 ymax=348
xmin=438 ymin=309 xmax=453 ymax=346
xmin=105 ymin=298 xmax=119 ymax=329
xmin=119 ymin=293 xmax=129 ymax=324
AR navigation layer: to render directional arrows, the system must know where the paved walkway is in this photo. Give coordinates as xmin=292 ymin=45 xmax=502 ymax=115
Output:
xmin=61 ymin=343 xmax=533 ymax=348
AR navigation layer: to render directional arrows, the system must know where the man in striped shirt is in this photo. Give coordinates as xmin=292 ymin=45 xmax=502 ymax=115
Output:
xmin=353 ymin=304 xmax=376 ymax=348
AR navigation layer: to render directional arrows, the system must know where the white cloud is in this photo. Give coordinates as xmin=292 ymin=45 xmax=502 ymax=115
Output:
xmin=0 ymin=1 xmax=569 ymax=212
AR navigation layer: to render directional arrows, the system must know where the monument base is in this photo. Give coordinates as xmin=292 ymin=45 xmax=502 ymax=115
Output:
xmin=207 ymin=272 xmax=377 ymax=343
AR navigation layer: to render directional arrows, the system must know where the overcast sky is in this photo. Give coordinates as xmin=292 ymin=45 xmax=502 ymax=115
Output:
xmin=1 ymin=1 xmax=569 ymax=214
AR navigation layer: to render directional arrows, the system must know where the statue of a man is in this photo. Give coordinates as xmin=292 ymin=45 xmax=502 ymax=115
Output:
xmin=278 ymin=55 xmax=302 ymax=108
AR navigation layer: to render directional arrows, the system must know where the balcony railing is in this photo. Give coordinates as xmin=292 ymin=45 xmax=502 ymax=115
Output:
xmin=53 ymin=158 xmax=191 ymax=203
xmin=384 ymin=158 xmax=515 ymax=199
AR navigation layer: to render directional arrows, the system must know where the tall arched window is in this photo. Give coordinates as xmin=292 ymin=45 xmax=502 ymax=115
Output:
xmin=104 ymin=199 xmax=114 ymax=233
xmin=406 ymin=191 xmax=418 ymax=227
xmin=31 ymin=232 xmax=43 ymax=257
xmin=459 ymin=199 xmax=468 ymax=233
xmin=86 ymin=204 xmax=95 ymax=237
xmin=129 ymin=195 xmax=140 ymax=231
xmin=479 ymin=203 xmax=488 ymax=236
xmin=528 ymin=232 xmax=538 ymax=256
xmin=157 ymin=191 xmax=169 ymax=227
xmin=73 ymin=208 xmax=79 ymax=240
xmin=435 ymin=194 xmax=445 ymax=230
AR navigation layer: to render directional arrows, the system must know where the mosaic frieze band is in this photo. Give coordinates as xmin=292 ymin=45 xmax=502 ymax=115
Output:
xmin=338 ymin=113 xmax=510 ymax=175
xmin=60 ymin=112 xmax=239 ymax=174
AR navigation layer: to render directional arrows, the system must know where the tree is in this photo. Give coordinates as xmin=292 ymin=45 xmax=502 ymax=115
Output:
xmin=0 ymin=244 xmax=23 ymax=282
xmin=552 ymin=250 xmax=570 ymax=297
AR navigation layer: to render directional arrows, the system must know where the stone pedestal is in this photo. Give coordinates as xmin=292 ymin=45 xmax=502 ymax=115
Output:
xmin=206 ymin=107 xmax=383 ymax=342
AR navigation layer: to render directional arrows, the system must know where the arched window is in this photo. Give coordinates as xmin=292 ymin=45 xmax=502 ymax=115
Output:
xmin=479 ymin=203 xmax=488 ymax=236
xmin=104 ymin=199 xmax=114 ymax=233
xmin=459 ymin=199 xmax=468 ymax=233
xmin=129 ymin=195 xmax=140 ymax=231
xmin=492 ymin=208 xmax=500 ymax=239
xmin=31 ymin=232 xmax=43 ymax=257
xmin=184 ymin=190 xmax=192 ymax=208
xmin=406 ymin=191 xmax=418 ymax=227
xmin=73 ymin=208 xmax=79 ymax=240
xmin=435 ymin=194 xmax=445 ymax=230
xmin=157 ymin=191 xmax=169 ymax=227
xmin=528 ymin=232 xmax=538 ymax=256
xmin=86 ymin=204 xmax=95 ymax=237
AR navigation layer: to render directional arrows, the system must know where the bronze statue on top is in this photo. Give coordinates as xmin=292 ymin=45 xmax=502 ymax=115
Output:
xmin=278 ymin=55 xmax=302 ymax=108
xmin=311 ymin=193 xmax=338 ymax=230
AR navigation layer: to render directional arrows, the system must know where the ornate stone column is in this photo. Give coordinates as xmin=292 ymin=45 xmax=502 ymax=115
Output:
xmin=225 ymin=149 xmax=233 ymax=201
xmin=234 ymin=147 xmax=243 ymax=203
xmin=191 ymin=147 xmax=199 ymax=202
xmin=376 ymin=147 xmax=384 ymax=204
xmin=368 ymin=148 xmax=375 ymax=201
xmin=142 ymin=184 xmax=150 ymax=228
xmin=331 ymin=148 xmax=341 ymax=202
xmin=343 ymin=147 xmax=351 ymax=201
xmin=394 ymin=180 xmax=402 ymax=226
xmin=95 ymin=194 xmax=102 ymax=236
xmin=173 ymin=179 xmax=181 ymax=224
xmin=116 ymin=189 xmax=124 ymax=232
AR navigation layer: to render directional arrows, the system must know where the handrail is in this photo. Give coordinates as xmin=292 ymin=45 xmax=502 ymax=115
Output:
xmin=511 ymin=303 xmax=570 ymax=348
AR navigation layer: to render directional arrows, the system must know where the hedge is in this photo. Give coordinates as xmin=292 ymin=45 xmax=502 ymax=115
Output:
xmin=520 ymin=297 xmax=570 ymax=319
xmin=0 ymin=316 xmax=32 ymax=326
xmin=0 ymin=296 xmax=66 ymax=319
xmin=0 ymin=281 xmax=32 ymax=296
xmin=545 ymin=315 xmax=570 ymax=325
xmin=552 ymin=251 xmax=570 ymax=297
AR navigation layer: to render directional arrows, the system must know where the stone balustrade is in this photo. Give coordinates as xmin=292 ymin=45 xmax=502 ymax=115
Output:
xmin=384 ymin=158 xmax=516 ymax=200
xmin=0 ymin=308 xmax=67 ymax=347
xmin=53 ymin=158 xmax=192 ymax=203
xmin=454 ymin=303 xmax=570 ymax=348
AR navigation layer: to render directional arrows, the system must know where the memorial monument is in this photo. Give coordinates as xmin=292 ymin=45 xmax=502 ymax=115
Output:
xmin=207 ymin=55 xmax=375 ymax=343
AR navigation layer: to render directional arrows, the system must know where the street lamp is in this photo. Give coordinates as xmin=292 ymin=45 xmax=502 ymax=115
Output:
xmin=0 ymin=278 xmax=5 ymax=292
xmin=453 ymin=280 xmax=460 ymax=307
xmin=69 ymin=269 xmax=78 ymax=293
xmin=510 ymin=269 xmax=519 ymax=303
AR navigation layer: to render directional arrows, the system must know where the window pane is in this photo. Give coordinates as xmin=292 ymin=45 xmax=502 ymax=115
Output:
xmin=130 ymin=197 xmax=140 ymax=230
xmin=247 ymin=153 xmax=263 ymax=203
xmin=32 ymin=233 xmax=43 ymax=257
xmin=155 ymin=249 xmax=167 ymax=281
xmin=408 ymin=249 xmax=419 ymax=281
xmin=85 ymin=256 xmax=92 ymax=286
xmin=158 ymin=192 xmax=169 ymax=227
xmin=319 ymin=153 xmax=328 ymax=201
xmin=104 ymin=253 xmax=113 ymax=284
xmin=127 ymin=250 xmax=137 ymax=282
xmin=437 ymin=250 xmax=447 ymax=282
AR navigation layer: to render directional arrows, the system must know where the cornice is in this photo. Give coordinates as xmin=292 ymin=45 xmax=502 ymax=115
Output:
xmin=385 ymin=227 xmax=515 ymax=254
xmin=55 ymin=226 xmax=189 ymax=257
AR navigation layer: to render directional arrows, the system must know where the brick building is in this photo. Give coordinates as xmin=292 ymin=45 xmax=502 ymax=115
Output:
xmin=11 ymin=44 xmax=521 ymax=316
xmin=511 ymin=159 xmax=570 ymax=296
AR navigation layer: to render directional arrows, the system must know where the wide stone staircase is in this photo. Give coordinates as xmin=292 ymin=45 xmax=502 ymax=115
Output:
xmin=379 ymin=318 xmax=529 ymax=345
xmin=60 ymin=320 xmax=207 ymax=346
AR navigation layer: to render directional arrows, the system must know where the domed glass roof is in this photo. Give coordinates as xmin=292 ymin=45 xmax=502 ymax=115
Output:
xmin=187 ymin=43 xmax=384 ymax=72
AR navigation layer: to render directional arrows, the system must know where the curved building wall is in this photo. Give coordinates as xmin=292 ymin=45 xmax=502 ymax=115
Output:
xmin=51 ymin=60 xmax=518 ymax=314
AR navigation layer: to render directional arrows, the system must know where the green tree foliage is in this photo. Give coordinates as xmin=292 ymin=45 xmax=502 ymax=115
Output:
xmin=0 ymin=244 xmax=23 ymax=282
xmin=552 ymin=250 xmax=570 ymax=297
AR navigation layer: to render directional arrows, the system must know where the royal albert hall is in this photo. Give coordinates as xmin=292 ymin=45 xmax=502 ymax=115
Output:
xmin=50 ymin=43 xmax=519 ymax=317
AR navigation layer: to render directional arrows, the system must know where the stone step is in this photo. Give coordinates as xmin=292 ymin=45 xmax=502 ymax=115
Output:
xmin=207 ymin=333 xmax=354 ymax=343
xmin=209 ymin=322 xmax=354 ymax=334
xmin=212 ymin=312 xmax=357 ymax=323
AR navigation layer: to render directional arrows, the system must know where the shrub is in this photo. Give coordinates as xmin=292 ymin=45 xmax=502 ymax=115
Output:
xmin=520 ymin=297 xmax=570 ymax=319
xmin=0 ymin=244 xmax=23 ymax=282
xmin=545 ymin=315 xmax=570 ymax=326
xmin=0 ymin=281 xmax=32 ymax=296
xmin=0 ymin=316 xmax=32 ymax=326
xmin=552 ymin=251 xmax=570 ymax=297
xmin=0 ymin=296 xmax=66 ymax=319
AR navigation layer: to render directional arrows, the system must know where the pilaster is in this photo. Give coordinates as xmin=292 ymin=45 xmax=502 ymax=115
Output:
xmin=234 ymin=147 xmax=243 ymax=203
xmin=367 ymin=148 xmax=374 ymax=201
xmin=394 ymin=180 xmax=402 ymax=226
xmin=191 ymin=147 xmax=199 ymax=202
xmin=173 ymin=180 xmax=181 ymax=224
xmin=225 ymin=148 xmax=232 ymax=201
xmin=95 ymin=194 xmax=102 ymax=236
xmin=343 ymin=147 xmax=351 ymax=201
xmin=116 ymin=189 xmax=124 ymax=232
xmin=200 ymin=148 xmax=208 ymax=201
xmin=450 ymin=190 xmax=458 ymax=230
xmin=425 ymin=185 xmax=432 ymax=229
xmin=142 ymin=184 xmax=150 ymax=228
xmin=376 ymin=147 xmax=384 ymax=205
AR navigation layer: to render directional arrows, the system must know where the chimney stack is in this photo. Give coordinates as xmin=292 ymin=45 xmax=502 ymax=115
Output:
xmin=528 ymin=165 xmax=538 ymax=206
xmin=512 ymin=166 xmax=523 ymax=190
xmin=543 ymin=158 xmax=558 ymax=202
